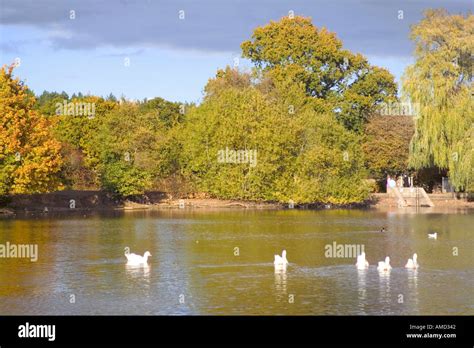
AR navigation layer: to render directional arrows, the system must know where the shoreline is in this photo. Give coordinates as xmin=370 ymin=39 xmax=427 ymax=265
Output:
xmin=1 ymin=190 xmax=473 ymax=218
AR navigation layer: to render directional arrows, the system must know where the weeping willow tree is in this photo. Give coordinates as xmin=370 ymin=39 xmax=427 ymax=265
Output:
xmin=403 ymin=9 xmax=473 ymax=191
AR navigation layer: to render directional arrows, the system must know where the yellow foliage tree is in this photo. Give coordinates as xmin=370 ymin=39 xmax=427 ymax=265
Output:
xmin=403 ymin=10 xmax=473 ymax=191
xmin=0 ymin=64 xmax=63 ymax=195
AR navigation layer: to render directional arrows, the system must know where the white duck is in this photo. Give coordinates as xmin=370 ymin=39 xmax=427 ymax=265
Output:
xmin=428 ymin=232 xmax=437 ymax=239
xmin=274 ymin=250 xmax=288 ymax=267
xmin=125 ymin=249 xmax=151 ymax=265
xmin=355 ymin=252 xmax=369 ymax=270
xmin=377 ymin=256 xmax=392 ymax=271
xmin=405 ymin=253 xmax=419 ymax=269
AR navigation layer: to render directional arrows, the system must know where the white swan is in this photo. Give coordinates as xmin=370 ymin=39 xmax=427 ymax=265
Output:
xmin=428 ymin=232 xmax=437 ymax=239
xmin=125 ymin=249 xmax=151 ymax=265
xmin=405 ymin=253 xmax=419 ymax=269
xmin=355 ymin=252 xmax=369 ymax=270
xmin=377 ymin=256 xmax=392 ymax=271
xmin=274 ymin=250 xmax=288 ymax=267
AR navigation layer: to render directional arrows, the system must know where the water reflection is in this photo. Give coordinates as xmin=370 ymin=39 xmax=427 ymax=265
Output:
xmin=406 ymin=269 xmax=418 ymax=289
xmin=0 ymin=208 xmax=472 ymax=315
xmin=125 ymin=264 xmax=151 ymax=284
xmin=378 ymin=269 xmax=392 ymax=311
xmin=274 ymin=265 xmax=287 ymax=300
xmin=357 ymin=269 xmax=367 ymax=313
xmin=406 ymin=268 xmax=419 ymax=312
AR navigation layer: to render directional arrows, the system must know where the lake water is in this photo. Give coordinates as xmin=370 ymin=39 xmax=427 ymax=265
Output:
xmin=0 ymin=208 xmax=472 ymax=315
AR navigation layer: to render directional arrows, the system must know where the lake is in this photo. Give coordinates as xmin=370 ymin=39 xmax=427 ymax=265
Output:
xmin=0 ymin=208 xmax=472 ymax=315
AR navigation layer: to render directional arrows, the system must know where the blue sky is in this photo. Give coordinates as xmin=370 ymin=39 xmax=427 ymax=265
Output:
xmin=0 ymin=0 xmax=471 ymax=103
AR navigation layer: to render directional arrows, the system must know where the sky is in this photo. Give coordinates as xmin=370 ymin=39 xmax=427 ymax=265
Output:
xmin=0 ymin=0 xmax=471 ymax=103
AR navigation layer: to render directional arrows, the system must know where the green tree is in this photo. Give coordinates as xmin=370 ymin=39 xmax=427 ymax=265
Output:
xmin=180 ymin=68 xmax=370 ymax=204
xmin=403 ymin=10 xmax=473 ymax=191
xmin=95 ymin=102 xmax=179 ymax=196
xmin=50 ymin=95 xmax=118 ymax=189
xmin=241 ymin=16 xmax=397 ymax=132
xmin=139 ymin=97 xmax=184 ymax=128
xmin=35 ymin=90 xmax=69 ymax=116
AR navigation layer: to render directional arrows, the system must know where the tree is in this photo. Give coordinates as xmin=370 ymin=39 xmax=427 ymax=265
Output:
xmin=180 ymin=68 xmax=371 ymax=204
xmin=204 ymin=67 xmax=252 ymax=98
xmin=106 ymin=93 xmax=117 ymax=102
xmin=50 ymin=94 xmax=117 ymax=189
xmin=94 ymin=102 xmax=179 ymax=196
xmin=403 ymin=10 xmax=473 ymax=191
xmin=0 ymin=65 xmax=63 ymax=195
xmin=138 ymin=97 xmax=184 ymax=128
xmin=35 ymin=90 xmax=69 ymax=116
xmin=361 ymin=115 xmax=415 ymax=190
xmin=241 ymin=16 xmax=397 ymax=132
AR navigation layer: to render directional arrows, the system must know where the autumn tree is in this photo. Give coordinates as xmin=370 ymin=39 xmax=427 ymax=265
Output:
xmin=403 ymin=10 xmax=473 ymax=191
xmin=361 ymin=115 xmax=415 ymax=190
xmin=204 ymin=67 xmax=253 ymax=98
xmin=241 ymin=16 xmax=397 ymax=132
xmin=0 ymin=65 xmax=63 ymax=195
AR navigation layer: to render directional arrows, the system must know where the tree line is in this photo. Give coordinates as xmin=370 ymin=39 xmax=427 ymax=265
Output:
xmin=1 ymin=10 xmax=472 ymax=204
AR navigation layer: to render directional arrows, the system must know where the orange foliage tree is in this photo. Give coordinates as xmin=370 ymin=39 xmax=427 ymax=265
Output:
xmin=0 ymin=64 xmax=63 ymax=195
